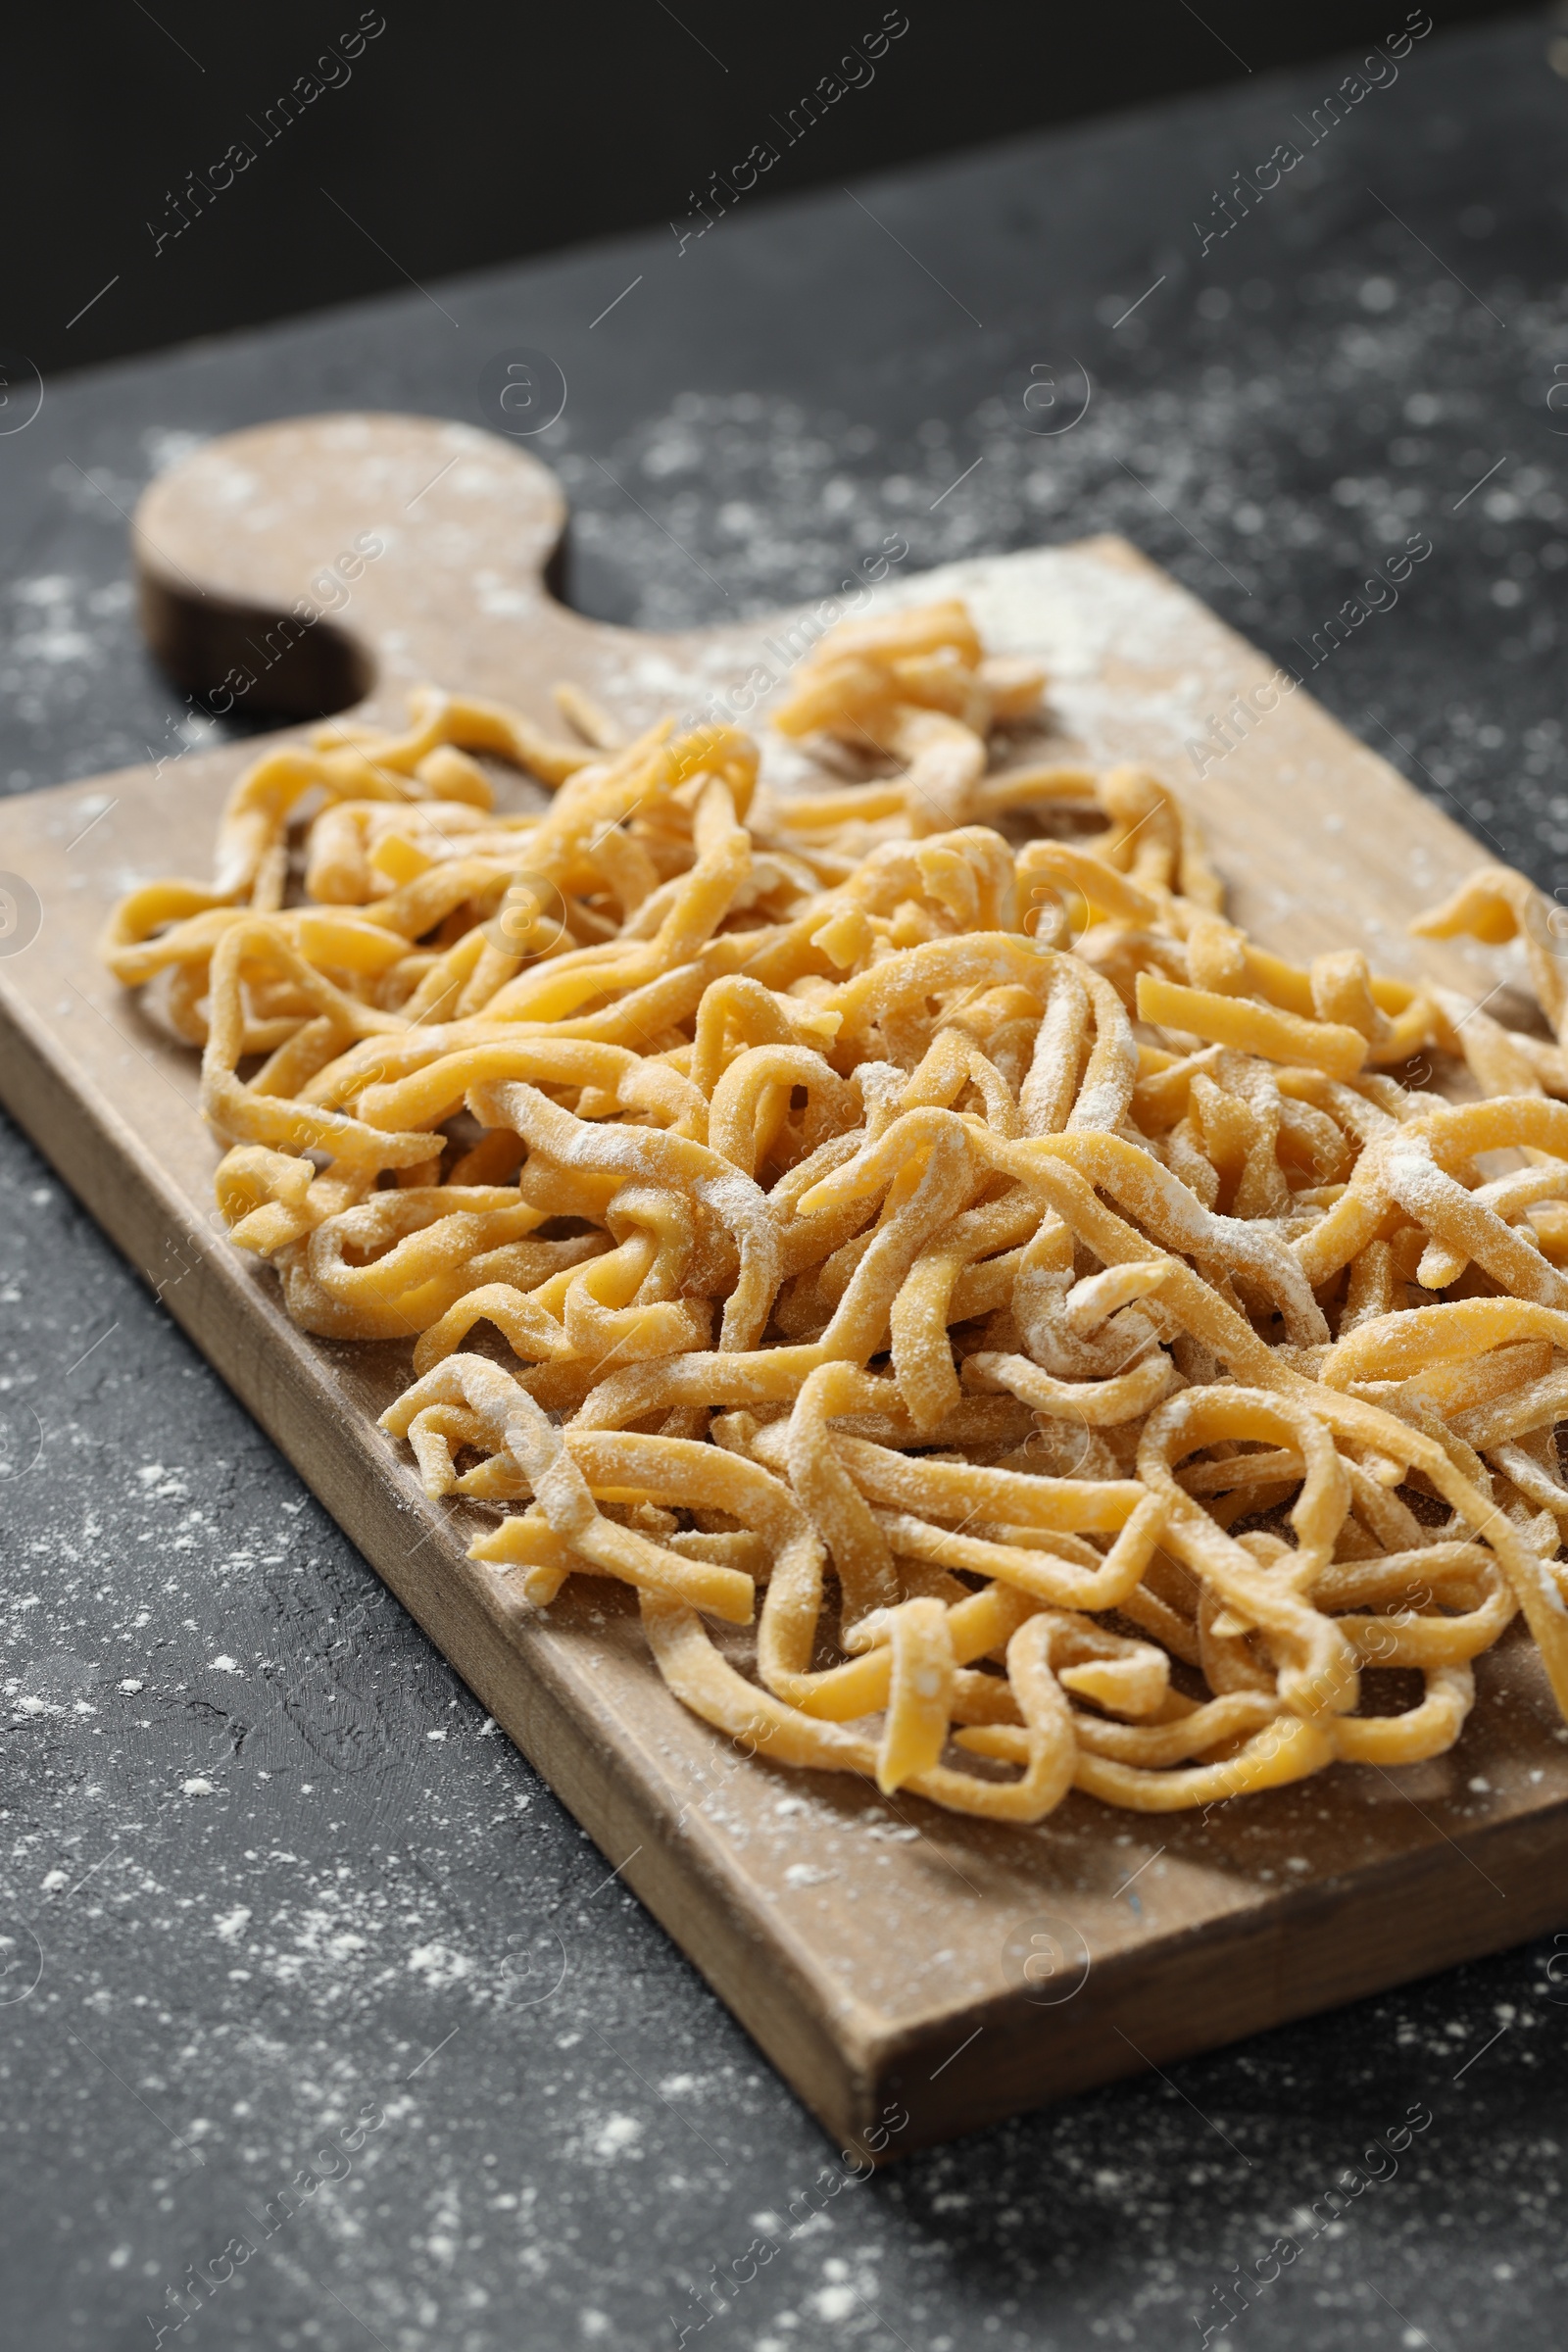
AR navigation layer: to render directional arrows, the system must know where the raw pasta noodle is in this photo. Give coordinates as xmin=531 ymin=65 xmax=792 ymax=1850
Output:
xmin=103 ymin=598 xmax=1568 ymax=1824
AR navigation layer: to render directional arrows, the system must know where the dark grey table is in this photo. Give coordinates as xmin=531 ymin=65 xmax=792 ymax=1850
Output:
xmin=4 ymin=15 xmax=1568 ymax=2349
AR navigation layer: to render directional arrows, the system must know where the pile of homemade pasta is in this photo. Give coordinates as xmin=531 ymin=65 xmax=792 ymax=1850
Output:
xmin=104 ymin=599 xmax=1568 ymax=1822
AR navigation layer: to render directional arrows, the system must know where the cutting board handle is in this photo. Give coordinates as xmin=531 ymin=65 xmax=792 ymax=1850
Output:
xmin=133 ymin=413 xmax=571 ymax=721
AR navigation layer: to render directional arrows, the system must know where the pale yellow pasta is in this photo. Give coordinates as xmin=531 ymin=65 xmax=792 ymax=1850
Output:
xmin=100 ymin=601 xmax=1568 ymax=1827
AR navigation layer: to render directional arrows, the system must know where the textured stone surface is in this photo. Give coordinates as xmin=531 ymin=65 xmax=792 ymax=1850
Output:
xmin=2 ymin=17 xmax=1566 ymax=2349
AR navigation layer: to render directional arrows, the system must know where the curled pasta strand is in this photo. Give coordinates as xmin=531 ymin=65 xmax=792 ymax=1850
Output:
xmin=101 ymin=595 xmax=1568 ymax=1823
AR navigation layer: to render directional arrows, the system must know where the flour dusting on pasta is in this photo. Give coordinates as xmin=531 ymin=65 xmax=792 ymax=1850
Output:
xmin=103 ymin=599 xmax=1568 ymax=1821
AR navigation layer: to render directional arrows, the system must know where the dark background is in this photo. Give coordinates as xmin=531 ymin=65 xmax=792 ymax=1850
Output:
xmin=7 ymin=8 xmax=1568 ymax=2351
xmin=10 ymin=0 xmax=1526 ymax=376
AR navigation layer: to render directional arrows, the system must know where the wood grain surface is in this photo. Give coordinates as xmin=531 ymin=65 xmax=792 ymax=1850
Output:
xmin=1 ymin=412 xmax=1563 ymax=2159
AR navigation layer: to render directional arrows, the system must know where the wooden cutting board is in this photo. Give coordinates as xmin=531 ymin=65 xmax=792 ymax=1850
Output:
xmin=3 ymin=412 xmax=1565 ymax=2161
